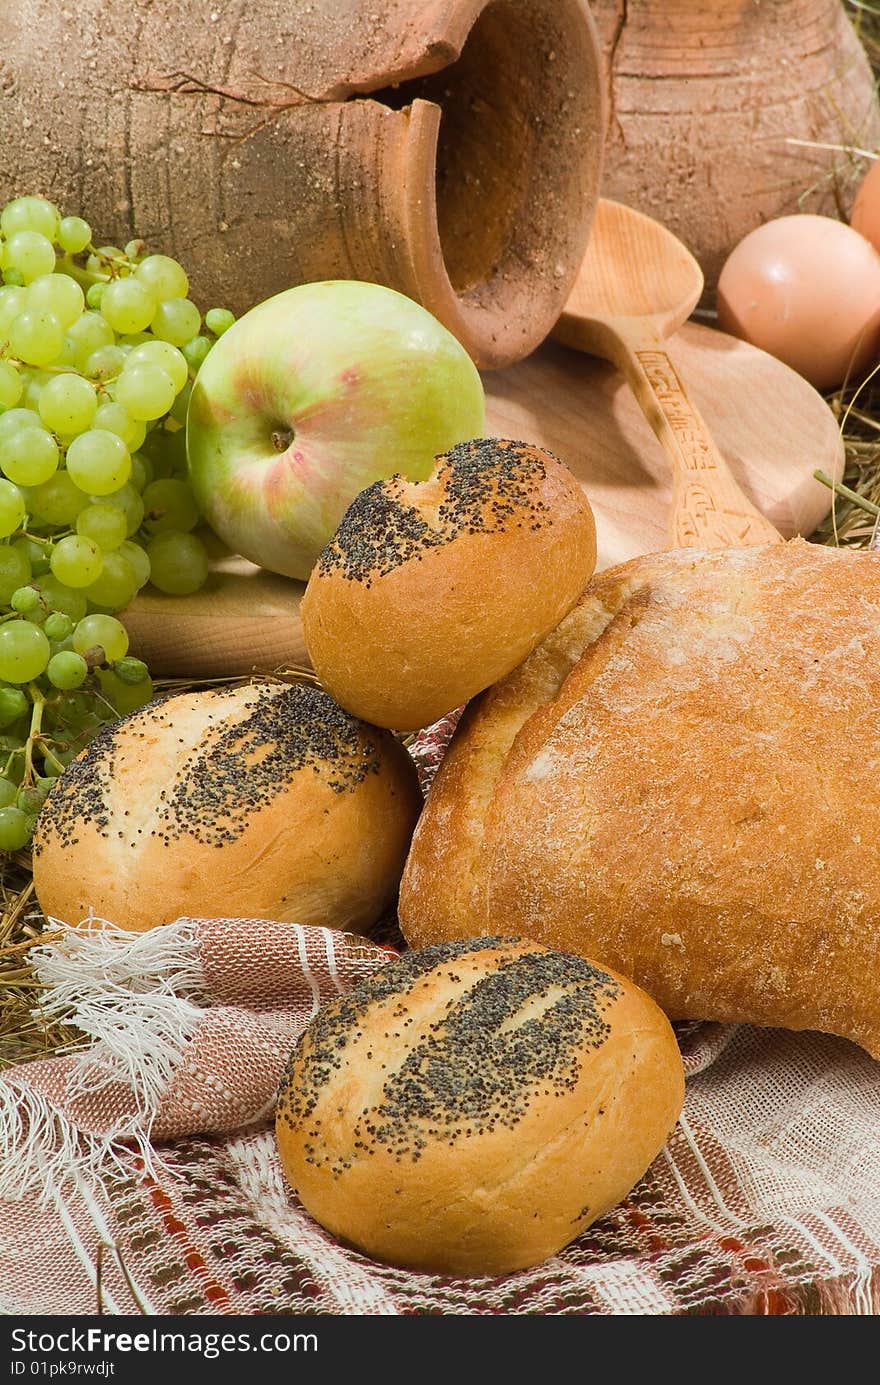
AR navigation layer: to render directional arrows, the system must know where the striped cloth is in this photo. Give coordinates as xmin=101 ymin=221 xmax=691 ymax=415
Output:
xmin=1 ymin=716 xmax=879 ymax=1315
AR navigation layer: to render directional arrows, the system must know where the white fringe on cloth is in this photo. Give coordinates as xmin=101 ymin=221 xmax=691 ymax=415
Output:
xmin=0 ymin=918 xmax=206 ymax=1200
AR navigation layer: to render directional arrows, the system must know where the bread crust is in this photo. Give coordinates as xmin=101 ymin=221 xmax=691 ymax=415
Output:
xmin=34 ymin=682 xmax=422 ymax=933
xmin=302 ymin=439 xmax=597 ymax=731
xmin=400 ymin=543 xmax=880 ymax=1056
xmin=276 ymin=937 xmax=684 ymax=1275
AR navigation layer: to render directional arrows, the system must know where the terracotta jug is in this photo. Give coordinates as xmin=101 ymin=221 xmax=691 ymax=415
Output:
xmin=0 ymin=0 xmax=606 ymax=368
xmin=590 ymin=0 xmax=880 ymax=294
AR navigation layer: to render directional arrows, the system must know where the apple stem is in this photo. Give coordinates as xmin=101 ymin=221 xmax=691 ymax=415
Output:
xmin=271 ymin=427 xmax=294 ymax=452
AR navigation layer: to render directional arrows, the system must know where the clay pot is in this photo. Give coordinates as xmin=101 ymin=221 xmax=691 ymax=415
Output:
xmin=590 ymin=0 xmax=880 ymax=295
xmin=0 ymin=1 xmax=605 ymax=368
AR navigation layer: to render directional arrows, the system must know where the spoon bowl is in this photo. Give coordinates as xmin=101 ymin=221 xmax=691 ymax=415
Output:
xmin=556 ymin=199 xmax=704 ymax=345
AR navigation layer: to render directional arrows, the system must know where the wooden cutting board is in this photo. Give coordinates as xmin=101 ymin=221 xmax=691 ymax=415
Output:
xmin=125 ymin=321 xmax=844 ymax=677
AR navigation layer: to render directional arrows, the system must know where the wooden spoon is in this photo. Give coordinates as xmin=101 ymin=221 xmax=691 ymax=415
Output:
xmin=554 ymin=199 xmax=784 ymax=549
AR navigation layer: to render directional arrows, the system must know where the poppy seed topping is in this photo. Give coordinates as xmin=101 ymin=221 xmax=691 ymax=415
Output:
xmin=277 ymin=938 xmax=621 ymax=1174
xmin=315 ymin=439 xmax=557 ymax=586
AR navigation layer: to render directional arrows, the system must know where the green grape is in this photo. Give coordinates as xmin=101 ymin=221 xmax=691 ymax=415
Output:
xmin=56 ymin=336 xmax=81 ymax=369
xmin=50 ymin=534 xmax=103 ymax=587
xmin=118 ymin=332 xmax=152 ymax=349
xmin=0 ymin=686 xmax=28 ymax=728
xmin=140 ymin=424 xmax=174 ymax=466
xmin=0 ymin=285 xmax=27 ymax=333
xmin=1 ymin=198 xmax=60 ymax=241
xmin=27 ymin=273 xmax=85 ymax=330
xmin=97 ymin=481 xmax=143 ymax=536
xmin=76 ymin=502 xmax=127 ymax=551
xmin=0 ymin=408 xmax=39 ymax=444
xmin=97 ymin=666 xmax=154 ymax=717
xmin=32 ymin=573 xmax=87 ymax=622
xmin=92 ymin=401 xmax=146 ymax=452
xmin=112 ymin=655 xmax=149 ymax=685
xmin=0 ymin=200 xmax=217 ymax=845
xmin=0 ymin=544 xmax=31 ymax=602
xmin=125 ymin=339 xmax=188 ymax=393
xmin=205 ymin=307 xmax=235 ymax=337
xmin=117 ymin=540 xmax=151 ymax=589
xmin=168 ymin=433 xmax=189 ymax=475
xmin=0 ymin=425 xmax=59 ymax=486
xmin=182 ymin=335 xmax=211 ymax=373
xmin=20 ymin=369 xmax=54 ymax=413
xmin=10 ymin=586 xmax=39 ymax=614
xmin=83 ymin=550 xmax=138 ymax=610
xmin=169 ymin=381 xmax=193 ymax=428
xmin=66 ymin=429 xmax=131 ymax=495
xmin=134 ymin=254 xmax=188 ymax=302
xmin=38 ymin=373 xmax=97 ymax=435
xmin=0 ymin=479 xmax=25 ymax=538
xmin=129 ymin=452 xmax=152 ymax=492
xmin=73 ymin=613 xmax=128 ymax=662
xmin=47 ymin=650 xmax=89 ymax=690
xmin=57 ymin=216 xmax=92 ymax=254
xmin=0 ymin=362 xmax=22 ymax=410
xmin=44 ymin=611 xmax=73 ymax=642
xmin=8 ymin=309 xmax=64 ymax=366
xmin=0 ymin=806 xmax=31 ymax=851
xmin=26 ymin=471 xmax=88 ymax=526
xmin=115 ymin=364 xmax=177 ymax=421
xmin=142 ymin=477 xmax=199 ymax=534
xmin=150 ymin=297 xmax=201 ymax=347
xmin=146 ymin=530 xmax=208 ymax=595
xmin=4 ymin=231 xmax=56 ymax=284
xmin=66 ymin=311 xmax=115 ymax=365
xmin=50 ymin=690 xmax=90 ymax=723
xmin=16 ymin=785 xmax=46 ymax=817
xmin=83 ymin=344 xmax=127 ymax=381
xmin=0 ymin=620 xmax=50 ymax=681
xmin=100 ymin=278 xmax=157 ymax=335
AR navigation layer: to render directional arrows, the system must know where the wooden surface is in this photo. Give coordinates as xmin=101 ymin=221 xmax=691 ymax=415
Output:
xmin=555 ymin=200 xmax=784 ymax=550
xmin=125 ymin=320 xmax=844 ymax=677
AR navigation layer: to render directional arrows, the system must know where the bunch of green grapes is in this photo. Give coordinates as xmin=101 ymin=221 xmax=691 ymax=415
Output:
xmin=0 ymin=193 xmax=235 ymax=851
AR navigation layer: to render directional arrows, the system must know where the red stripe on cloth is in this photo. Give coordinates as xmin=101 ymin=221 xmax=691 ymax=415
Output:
xmin=717 ymin=1235 xmax=791 ymax=1315
xmin=133 ymin=1157 xmax=235 ymax=1312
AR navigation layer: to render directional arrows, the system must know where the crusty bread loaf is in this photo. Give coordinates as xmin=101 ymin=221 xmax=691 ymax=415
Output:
xmin=33 ymin=681 xmax=422 ymax=933
xmin=301 ymin=438 xmax=597 ymax=731
xmin=399 ymin=542 xmax=880 ymax=1056
xmin=276 ymin=936 xmax=684 ymax=1275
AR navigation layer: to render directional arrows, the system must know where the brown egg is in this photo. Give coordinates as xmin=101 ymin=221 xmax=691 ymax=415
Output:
xmin=852 ymin=159 xmax=880 ymax=255
xmin=716 ymin=214 xmax=880 ymax=391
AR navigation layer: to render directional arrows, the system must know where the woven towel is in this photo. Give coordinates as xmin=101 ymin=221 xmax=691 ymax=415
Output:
xmin=2 ymin=716 xmax=880 ymax=1315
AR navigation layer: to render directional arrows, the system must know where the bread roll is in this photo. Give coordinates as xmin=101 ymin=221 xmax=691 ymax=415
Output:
xmin=33 ymin=682 xmax=421 ymax=933
xmin=399 ymin=543 xmax=880 ymax=1056
xmin=301 ymin=438 xmax=596 ymax=731
xmin=276 ymin=936 xmax=684 ymax=1275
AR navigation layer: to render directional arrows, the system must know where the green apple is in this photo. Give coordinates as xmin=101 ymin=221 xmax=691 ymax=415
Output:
xmin=186 ymin=280 xmax=485 ymax=579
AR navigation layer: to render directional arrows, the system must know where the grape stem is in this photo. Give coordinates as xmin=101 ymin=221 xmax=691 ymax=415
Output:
xmin=24 ymin=683 xmax=45 ymax=786
xmin=57 ymin=245 xmax=139 ymax=291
